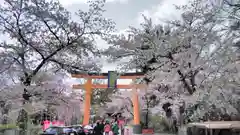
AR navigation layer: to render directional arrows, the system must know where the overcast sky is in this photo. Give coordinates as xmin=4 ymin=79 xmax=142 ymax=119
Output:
xmin=0 ymin=0 xmax=189 ymax=72
xmin=59 ymin=0 xmax=189 ymax=72
xmin=0 ymin=0 xmax=189 ymax=85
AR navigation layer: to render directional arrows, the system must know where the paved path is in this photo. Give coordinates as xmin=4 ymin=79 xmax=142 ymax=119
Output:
xmin=132 ymin=132 xmax=176 ymax=135
xmin=131 ymin=133 xmax=176 ymax=135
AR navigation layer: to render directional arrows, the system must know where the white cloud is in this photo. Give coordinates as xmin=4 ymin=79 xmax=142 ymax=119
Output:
xmin=137 ymin=0 xmax=190 ymax=24
xmin=105 ymin=0 xmax=128 ymax=3
xmin=59 ymin=0 xmax=128 ymax=6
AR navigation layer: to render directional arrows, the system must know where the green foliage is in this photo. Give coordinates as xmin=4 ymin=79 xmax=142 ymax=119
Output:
xmin=148 ymin=115 xmax=164 ymax=132
xmin=28 ymin=125 xmax=43 ymax=135
xmin=158 ymin=118 xmax=172 ymax=132
xmin=142 ymin=114 xmax=178 ymax=133
xmin=0 ymin=124 xmax=43 ymax=135
xmin=16 ymin=109 xmax=28 ymax=130
xmin=0 ymin=124 xmax=18 ymax=130
xmin=0 ymin=124 xmax=18 ymax=135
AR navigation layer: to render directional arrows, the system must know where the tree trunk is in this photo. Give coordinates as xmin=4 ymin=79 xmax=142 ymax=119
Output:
xmin=17 ymin=79 xmax=31 ymax=135
xmin=144 ymin=103 xmax=149 ymax=128
xmin=0 ymin=101 xmax=10 ymax=124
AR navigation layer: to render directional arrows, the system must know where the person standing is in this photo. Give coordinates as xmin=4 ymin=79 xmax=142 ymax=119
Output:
xmin=104 ymin=120 xmax=111 ymax=135
xmin=99 ymin=120 xmax=105 ymax=134
xmin=94 ymin=122 xmax=102 ymax=135
xmin=118 ymin=119 xmax=125 ymax=135
xmin=111 ymin=121 xmax=119 ymax=135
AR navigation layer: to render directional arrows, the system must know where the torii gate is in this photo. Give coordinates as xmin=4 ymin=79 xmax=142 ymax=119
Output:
xmin=72 ymin=71 xmax=145 ymax=134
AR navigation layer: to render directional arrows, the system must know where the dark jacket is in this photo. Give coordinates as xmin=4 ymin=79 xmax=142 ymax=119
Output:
xmin=99 ymin=123 xmax=104 ymax=132
xmin=94 ymin=123 xmax=102 ymax=135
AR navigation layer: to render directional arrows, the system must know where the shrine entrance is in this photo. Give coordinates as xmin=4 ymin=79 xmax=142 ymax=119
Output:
xmin=71 ymin=71 xmax=145 ymax=134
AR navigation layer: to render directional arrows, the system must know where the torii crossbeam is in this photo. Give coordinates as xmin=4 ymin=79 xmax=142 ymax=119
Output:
xmin=71 ymin=72 xmax=146 ymax=134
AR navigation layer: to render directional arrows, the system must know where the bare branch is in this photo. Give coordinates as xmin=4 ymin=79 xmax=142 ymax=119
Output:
xmin=224 ymin=0 xmax=240 ymax=8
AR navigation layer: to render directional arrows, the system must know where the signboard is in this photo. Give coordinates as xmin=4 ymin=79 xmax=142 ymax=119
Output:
xmin=42 ymin=120 xmax=64 ymax=130
xmin=142 ymin=129 xmax=154 ymax=134
xmin=107 ymin=71 xmax=117 ymax=88
xmin=52 ymin=121 xmax=64 ymax=126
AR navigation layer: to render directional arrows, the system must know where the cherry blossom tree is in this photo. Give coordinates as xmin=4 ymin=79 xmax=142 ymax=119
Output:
xmin=0 ymin=71 xmax=81 ymax=125
xmin=0 ymin=0 xmax=114 ymax=130
xmin=103 ymin=0 xmax=239 ymax=125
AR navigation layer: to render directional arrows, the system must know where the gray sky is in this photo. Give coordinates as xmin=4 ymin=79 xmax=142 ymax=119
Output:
xmin=59 ymin=0 xmax=189 ymax=72
xmin=0 ymin=0 xmax=189 ymax=72
xmin=62 ymin=0 xmax=189 ymax=30
xmin=0 ymin=0 xmax=189 ymax=86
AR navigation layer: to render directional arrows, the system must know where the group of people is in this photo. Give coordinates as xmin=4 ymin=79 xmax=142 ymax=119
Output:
xmin=93 ymin=119 xmax=121 ymax=135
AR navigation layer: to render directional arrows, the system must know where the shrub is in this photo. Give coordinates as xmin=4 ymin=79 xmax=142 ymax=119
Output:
xmin=0 ymin=124 xmax=18 ymax=130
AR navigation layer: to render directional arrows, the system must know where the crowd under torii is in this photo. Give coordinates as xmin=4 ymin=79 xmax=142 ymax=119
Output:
xmin=72 ymin=71 xmax=146 ymax=134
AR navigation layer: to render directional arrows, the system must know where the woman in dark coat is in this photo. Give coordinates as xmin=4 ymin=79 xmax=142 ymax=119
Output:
xmin=94 ymin=122 xmax=103 ymax=135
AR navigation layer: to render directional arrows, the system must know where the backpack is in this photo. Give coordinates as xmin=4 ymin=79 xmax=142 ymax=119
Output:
xmin=104 ymin=124 xmax=111 ymax=132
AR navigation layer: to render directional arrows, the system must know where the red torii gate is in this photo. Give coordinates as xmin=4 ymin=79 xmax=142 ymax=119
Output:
xmin=71 ymin=72 xmax=145 ymax=133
